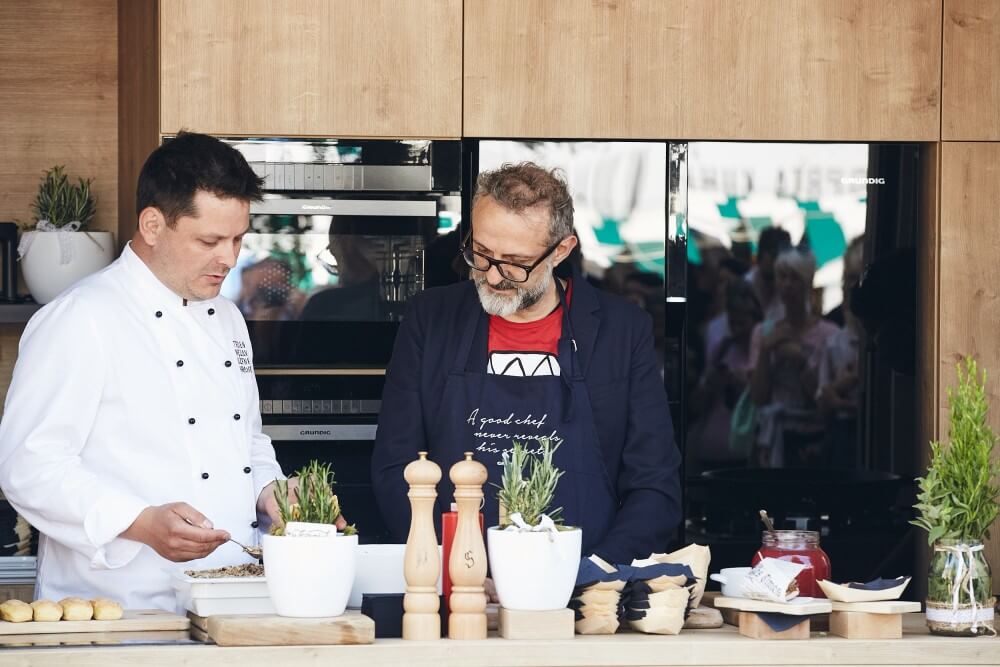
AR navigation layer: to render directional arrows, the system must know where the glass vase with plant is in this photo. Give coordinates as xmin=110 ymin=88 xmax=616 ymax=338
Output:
xmin=912 ymin=356 xmax=999 ymax=636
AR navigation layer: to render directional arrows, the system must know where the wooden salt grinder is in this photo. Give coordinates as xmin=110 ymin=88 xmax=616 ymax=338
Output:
xmin=402 ymin=451 xmax=442 ymax=640
xmin=448 ymin=452 xmax=488 ymax=640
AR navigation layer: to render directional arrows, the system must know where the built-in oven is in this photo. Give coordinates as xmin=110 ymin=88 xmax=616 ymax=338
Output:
xmin=213 ymin=138 xmax=463 ymax=544
xmin=220 ymin=138 xmax=463 ymax=368
xmin=255 ymin=372 xmax=392 ymax=543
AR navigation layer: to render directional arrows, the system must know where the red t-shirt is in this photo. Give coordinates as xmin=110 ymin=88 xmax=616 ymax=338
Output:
xmin=486 ymin=281 xmax=572 ymax=377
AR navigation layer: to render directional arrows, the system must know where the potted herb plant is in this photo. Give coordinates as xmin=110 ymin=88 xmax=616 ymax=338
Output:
xmin=19 ymin=166 xmax=113 ymax=304
xmin=486 ymin=439 xmax=582 ymax=611
xmin=912 ymin=356 xmax=999 ymax=636
xmin=262 ymin=461 xmax=358 ymax=617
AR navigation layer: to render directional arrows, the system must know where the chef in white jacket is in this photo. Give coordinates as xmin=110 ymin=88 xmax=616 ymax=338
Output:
xmin=0 ymin=132 xmax=292 ymax=612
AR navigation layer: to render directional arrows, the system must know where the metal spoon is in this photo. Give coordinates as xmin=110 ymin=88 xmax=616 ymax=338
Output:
xmin=759 ymin=509 xmax=775 ymax=532
xmin=181 ymin=516 xmax=263 ymax=562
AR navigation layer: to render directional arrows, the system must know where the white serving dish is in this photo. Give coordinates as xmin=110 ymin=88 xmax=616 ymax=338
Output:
xmin=347 ymin=544 xmax=443 ymax=609
xmin=188 ymin=596 xmax=275 ymax=616
xmin=171 ymin=570 xmax=269 ymax=612
xmin=710 ymin=567 xmax=752 ymax=598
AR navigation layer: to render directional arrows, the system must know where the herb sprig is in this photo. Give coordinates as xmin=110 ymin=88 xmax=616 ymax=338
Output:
xmin=912 ymin=357 xmax=1000 ymax=545
xmin=272 ymin=460 xmax=357 ymax=536
xmin=496 ymin=439 xmax=565 ymax=527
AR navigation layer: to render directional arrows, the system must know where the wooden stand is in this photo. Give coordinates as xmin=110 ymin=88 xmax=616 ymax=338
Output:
xmin=402 ymin=451 xmax=442 ymax=641
xmin=738 ymin=611 xmax=810 ymax=640
xmin=447 ymin=452 xmax=488 ymax=640
xmin=828 ymin=600 xmax=921 ymax=639
xmin=498 ymin=608 xmax=574 ymax=639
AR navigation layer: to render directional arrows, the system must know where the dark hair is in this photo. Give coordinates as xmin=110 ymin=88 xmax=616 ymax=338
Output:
xmin=757 ymin=226 xmax=792 ymax=257
xmin=136 ymin=131 xmax=263 ymax=226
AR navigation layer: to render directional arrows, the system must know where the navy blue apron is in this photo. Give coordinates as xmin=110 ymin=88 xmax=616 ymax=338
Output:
xmin=429 ymin=281 xmax=617 ymax=555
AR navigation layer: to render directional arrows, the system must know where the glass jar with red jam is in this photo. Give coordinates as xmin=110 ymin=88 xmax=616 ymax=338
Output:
xmin=751 ymin=530 xmax=831 ymax=598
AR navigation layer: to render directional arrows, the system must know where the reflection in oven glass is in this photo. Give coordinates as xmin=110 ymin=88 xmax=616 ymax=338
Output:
xmin=222 ymin=215 xmax=446 ymax=323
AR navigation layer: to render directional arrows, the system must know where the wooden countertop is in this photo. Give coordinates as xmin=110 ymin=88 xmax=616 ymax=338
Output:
xmin=0 ymin=615 xmax=997 ymax=666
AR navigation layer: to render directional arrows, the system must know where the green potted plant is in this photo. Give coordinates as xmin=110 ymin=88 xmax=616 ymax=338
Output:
xmin=18 ymin=166 xmax=113 ymax=303
xmin=486 ymin=439 xmax=582 ymax=610
xmin=262 ymin=461 xmax=358 ymax=617
xmin=912 ymin=356 xmax=999 ymax=636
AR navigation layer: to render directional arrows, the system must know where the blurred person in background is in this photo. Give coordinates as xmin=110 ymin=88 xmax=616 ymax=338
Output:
xmin=749 ymin=248 xmax=838 ymax=467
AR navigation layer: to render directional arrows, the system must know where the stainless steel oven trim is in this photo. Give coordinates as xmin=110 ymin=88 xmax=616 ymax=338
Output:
xmin=263 ymin=424 xmax=378 ymax=441
xmin=250 ymin=198 xmax=437 ymax=217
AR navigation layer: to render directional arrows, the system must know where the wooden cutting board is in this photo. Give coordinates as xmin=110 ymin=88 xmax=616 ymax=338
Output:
xmin=189 ymin=611 xmax=374 ymax=646
xmin=0 ymin=609 xmax=189 ymax=635
xmin=830 ymin=600 xmax=922 ymax=615
xmin=713 ymin=596 xmax=832 ymax=615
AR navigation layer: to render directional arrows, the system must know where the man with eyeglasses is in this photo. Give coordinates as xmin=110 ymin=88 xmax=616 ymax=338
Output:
xmin=372 ymin=162 xmax=681 ymax=568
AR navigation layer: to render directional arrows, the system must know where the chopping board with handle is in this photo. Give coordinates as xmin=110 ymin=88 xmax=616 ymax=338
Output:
xmin=0 ymin=609 xmax=188 ymax=635
xmin=189 ymin=611 xmax=374 ymax=646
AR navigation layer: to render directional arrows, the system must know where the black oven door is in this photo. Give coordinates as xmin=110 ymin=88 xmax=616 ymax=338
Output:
xmin=221 ymin=196 xmax=462 ymax=367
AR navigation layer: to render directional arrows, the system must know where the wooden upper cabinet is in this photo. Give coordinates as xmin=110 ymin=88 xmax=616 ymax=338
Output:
xmin=464 ymin=0 xmax=942 ymax=140
xmin=159 ymin=0 xmax=463 ymax=138
xmin=943 ymin=0 xmax=1000 ymax=140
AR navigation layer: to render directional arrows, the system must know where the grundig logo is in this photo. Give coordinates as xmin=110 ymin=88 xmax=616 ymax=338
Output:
xmin=841 ymin=177 xmax=886 ymax=185
xmin=301 ymin=204 xmax=333 ymax=211
xmin=300 ymin=429 xmax=331 ymax=436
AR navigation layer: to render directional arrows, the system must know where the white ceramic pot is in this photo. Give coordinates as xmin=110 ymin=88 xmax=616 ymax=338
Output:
xmin=486 ymin=526 xmax=581 ymax=611
xmin=262 ymin=532 xmax=358 ymax=617
xmin=20 ymin=230 xmax=114 ymax=304
xmin=710 ymin=567 xmax=752 ymax=598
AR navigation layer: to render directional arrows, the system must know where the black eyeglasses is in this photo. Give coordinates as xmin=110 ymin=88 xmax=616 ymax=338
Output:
xmin=461 ymin=238 xmax=564 ymax=283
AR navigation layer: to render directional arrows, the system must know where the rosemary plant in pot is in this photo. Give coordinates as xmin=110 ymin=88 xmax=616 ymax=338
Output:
xmin=19 ymin=166 xmax=113 ymax=303
xmin=912 ymin=357 xmax=1000 ymax=636
xmin=262 ymin=461 xmax=358 ymax=617
xmin=486 ymin=439 xmax=582 ymax=611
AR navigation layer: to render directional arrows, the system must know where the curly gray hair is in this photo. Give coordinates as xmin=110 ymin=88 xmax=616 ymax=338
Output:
xmin=473 ymin=162 xmax=574 ymax=244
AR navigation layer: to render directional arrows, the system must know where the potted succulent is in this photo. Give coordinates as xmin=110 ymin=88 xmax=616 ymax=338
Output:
xmin=18 ymin=166 xmax=114 ymax=304
xmin=262 ymin=461 xmax=358 ymax=617
xmin=912 ymin=356 xmax=999 ymax=636
xmin=486 ymin=439 xmax=582 ymax=611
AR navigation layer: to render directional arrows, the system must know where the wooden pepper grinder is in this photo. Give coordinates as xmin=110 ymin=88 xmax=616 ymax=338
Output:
xmin=402 ymin=451 xmax=442 ymax=640
xmin=448 ymin=452 xmax=488 ymax=639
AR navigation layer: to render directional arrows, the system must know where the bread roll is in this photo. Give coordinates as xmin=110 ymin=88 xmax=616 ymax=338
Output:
xmin=30 ymin=600 xmax=62 ymax=622
xmin=58 ymin=597 xmax=93 ymax=621
xmin=91 ymin=598 xmax=123 ymax=621
xmin=0 ymin=599 xmax=32 ymax=623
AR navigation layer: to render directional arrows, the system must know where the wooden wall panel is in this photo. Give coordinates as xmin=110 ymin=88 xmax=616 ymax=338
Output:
xmin=939 ymin=142 xmax=1000 ymax=584
xmin=118 ymin=0 xmax=161 ymax=248
xmin=0 ymin=0 xmax=118 ymax=234
xmin=464 ymin=0 xmax=941 ymax=140
xmin=159 ymin=0 xmax=463 ymax=138
xmin=943 ymin=0 xmax=1000 ymax=140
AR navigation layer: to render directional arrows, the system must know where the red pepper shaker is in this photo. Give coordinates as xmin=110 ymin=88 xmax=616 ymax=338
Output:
xmin=441 ymin=502 xmax=484 ymax=612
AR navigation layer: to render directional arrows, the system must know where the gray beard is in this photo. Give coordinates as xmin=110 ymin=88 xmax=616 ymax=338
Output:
xmin=474 ymin=265 xmax=552 ymax=318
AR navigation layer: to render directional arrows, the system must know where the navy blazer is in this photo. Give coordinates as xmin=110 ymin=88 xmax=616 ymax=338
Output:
xmin=371 ymin=275 xmax=682 ymax=564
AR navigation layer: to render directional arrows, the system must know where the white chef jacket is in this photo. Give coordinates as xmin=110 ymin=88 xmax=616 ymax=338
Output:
xmin=0 ymin=243 xmax=284 ymax=612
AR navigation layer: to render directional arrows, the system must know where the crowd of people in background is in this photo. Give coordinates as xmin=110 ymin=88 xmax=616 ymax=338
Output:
xmin=686 ymin=228 xmax=865 ymax=473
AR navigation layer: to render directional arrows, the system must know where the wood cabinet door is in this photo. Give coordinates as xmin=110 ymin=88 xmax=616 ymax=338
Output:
xmin=464 ymin=0 xmax=941 ymax=140
xmin=160 ymin=0 xmax=462 ymax=137
xmin=943 ymin=0 xmax=1000 ymax=140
